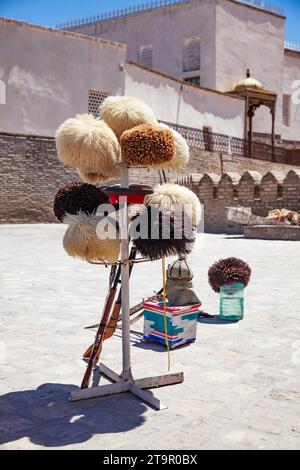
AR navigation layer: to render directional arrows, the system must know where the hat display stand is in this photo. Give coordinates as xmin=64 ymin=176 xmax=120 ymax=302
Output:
xmin=70 ymin=164 xmax=184 ymax=410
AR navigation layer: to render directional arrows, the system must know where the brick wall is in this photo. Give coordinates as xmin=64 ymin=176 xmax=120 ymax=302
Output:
xmin=180 ymin=170 xmax=300 ymax=233
xmin=0 ymin=133 xmax=77 ymax=223
xmin=0 ymin=132 xmax=299 ymax=226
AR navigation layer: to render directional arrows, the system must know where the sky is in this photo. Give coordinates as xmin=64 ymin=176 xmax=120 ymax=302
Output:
xmin=0 ymin=0 xmax=299 ymax=42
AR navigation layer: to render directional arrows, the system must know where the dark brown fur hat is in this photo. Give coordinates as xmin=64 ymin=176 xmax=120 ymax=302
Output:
xmin=129 ymin=205 xmax=195 ymax=260
xmin=208 ymin=257 xmax=251 ymax=293
xmin=53 ymin=182 xmax=109 ymax=222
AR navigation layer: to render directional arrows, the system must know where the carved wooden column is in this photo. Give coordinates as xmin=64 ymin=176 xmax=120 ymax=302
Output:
xmin=270 ymin=104 xmax=276 ymax=162
xmin=248 ymin=105 xmax=256 ymax=158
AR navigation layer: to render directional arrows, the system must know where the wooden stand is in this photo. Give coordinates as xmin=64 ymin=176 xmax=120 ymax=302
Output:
xmin=70 ymin=165 xmax=184 ymax=410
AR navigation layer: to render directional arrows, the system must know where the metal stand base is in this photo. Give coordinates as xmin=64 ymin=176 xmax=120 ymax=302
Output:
xmin=71 ymin=167 xmax=184 ymax=412
xmin=70 ymin=363 xmax=184 ymax=410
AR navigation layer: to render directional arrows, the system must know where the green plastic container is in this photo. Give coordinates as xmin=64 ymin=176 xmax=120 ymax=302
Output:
xmin=220 ymin=282 xmax=244 ymax=321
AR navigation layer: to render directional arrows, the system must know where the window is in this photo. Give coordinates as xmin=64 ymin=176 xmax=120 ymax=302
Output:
xmin=138 ymin=45 xmax=153 ymax=69
xmin=88 ymin=89 xmax=110 ymax=117
xmin=282 ymin=94 xmax=291 ymax=127
xmin=183 ymin=37 xmax=201 ymax=72
xmin=184 ymin=76 xmax=201 ymax=86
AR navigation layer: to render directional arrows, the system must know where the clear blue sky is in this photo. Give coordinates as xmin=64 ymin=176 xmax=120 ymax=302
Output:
xmin=0 ymin=0 xmax=299 ymax=42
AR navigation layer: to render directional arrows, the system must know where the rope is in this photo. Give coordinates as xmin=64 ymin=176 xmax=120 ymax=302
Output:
xmin=162 ymin=257 xmax=171 ymax=371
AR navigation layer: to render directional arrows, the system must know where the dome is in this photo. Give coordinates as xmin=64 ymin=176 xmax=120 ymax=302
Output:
xmin=234 ymin=70 xmax=263 ymax=92
xmin=167 ymin=256 xmax=194 ymax=281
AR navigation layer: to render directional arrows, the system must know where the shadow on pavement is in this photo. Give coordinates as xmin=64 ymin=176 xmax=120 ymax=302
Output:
xmin=0 ymin=382 xmax=147 ymax=448
xmin=198 ymin=315 xmax=239 ymax=325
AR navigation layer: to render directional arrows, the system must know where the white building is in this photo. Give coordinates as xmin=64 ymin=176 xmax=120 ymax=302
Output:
xmin=0 ymin=16 xmax=245 ymax=138
xmin=62 ymin=0 xmax=300 ymax=143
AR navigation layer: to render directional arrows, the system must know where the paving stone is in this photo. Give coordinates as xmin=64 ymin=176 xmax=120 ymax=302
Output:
xmin=0 ymin=226 xmax=300 ymax=449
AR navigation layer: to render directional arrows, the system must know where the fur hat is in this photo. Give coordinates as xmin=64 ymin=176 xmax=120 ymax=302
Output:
xmin=77 ymin=169 xmax=119 ymax=185
xmin=144 ymin=183 xmax=201 ymax=226
xmin=100 ymin=96 xmax=157 ymax=139
xmin=151 ymin=123 xmax=189 ymax=170
xmin=63 ymin=212 xmax=120 ymax=263
xmin=129 ymin=205 xmax=195 ymax=260
xmin=120 ymin=124 xmax=174 ymax=167
xmin=208 ymin=257 xmax=251 ymax=293
xmin=55 ymin=114 xmax=120 ymax=182
xmin=53 ymin=182 xmax=109 ymax=222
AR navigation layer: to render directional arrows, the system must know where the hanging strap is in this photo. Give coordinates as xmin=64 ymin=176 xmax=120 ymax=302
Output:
xmin=162 ymin=257 xmax=171 ymax=371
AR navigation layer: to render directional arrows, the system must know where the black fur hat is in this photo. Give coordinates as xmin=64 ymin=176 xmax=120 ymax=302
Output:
xmin=53 ymin=182 xmax=109 ymax=222
xmin=129 ymin=205 xmax=195 ymax=260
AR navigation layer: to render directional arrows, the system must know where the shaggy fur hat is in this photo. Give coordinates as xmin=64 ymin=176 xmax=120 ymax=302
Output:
xmin=53 ymin=182 xmax=109 ymax=222
xmin=63 ymin=213 xmax=120 ymax=263
xmin=120 ymin=124 xmax=174 ymax=167
xmin=129 ymin=205 xmax=195 ymax=260
xmin=208 ymin=257 xmax=251 ymax=293
xmin=100 ymin=96 xmax=157 ymax=139
xmin=144 ymin=183 xmax=201 ymax=226
xmin=151 ymin=123 xmax=189 ymax=171
xmin=55 ymin=114 xmax=120 ymax=182
xmin=77 ymin=169 xmax=120 ymax=185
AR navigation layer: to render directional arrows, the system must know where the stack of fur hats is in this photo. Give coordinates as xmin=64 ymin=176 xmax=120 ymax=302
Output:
xmin=54 ymin=182 xmax=120 ymax=263
xmin=55 ymin=95 xmax=189 ymax=178
xmin=55 ymin=95 xmax=198 ymax=263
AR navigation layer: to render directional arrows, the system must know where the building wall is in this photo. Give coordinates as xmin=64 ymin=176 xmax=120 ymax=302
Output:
xmin=0 ymin=18 xmax=127 ymax=137
xmin=70 ymin=0 xmax=216 ymax=89
xmin=282 ymin=50 xmax=300 ymax=142
xmin=181 ymin=169 xmax=300 ymax=233
xmin=124 ymin=61 xmax=245 ymax=137
xmin=215 ymin=0 xmax=285 ymax=136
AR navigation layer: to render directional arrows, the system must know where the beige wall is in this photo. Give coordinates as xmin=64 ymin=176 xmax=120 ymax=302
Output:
xmin=71 ymin=0 xmax=217 ymax=89
xmin=124 ymin=61 xmax=245 ymax=137
xmin=0 ymin=18 xmax=127 ymax=136
xmin=282 ymin=50 xmax=300 ymax=141
xmin=215 ymin=0 xmax=285 ymax=136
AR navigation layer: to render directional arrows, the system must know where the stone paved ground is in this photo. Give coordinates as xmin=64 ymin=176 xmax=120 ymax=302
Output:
xmin=0 ymin=224 xmax=300 ymax=450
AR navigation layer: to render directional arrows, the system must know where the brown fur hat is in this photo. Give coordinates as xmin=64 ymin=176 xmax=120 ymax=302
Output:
xmin=151 ymin=123 xmax=189 ymax=171
xmin=53 ymin=182 xmax=109 ymax=222
xmin=100 ymin=96 xmax=157 ymax=139
xmin=55 ymin=114 xmax=120 ymax=183
xmin=120 ymin=124 xmax=174 ymax=167
xmin=63 ymin=213 xmax=120 ymax=263
xmin=208 ymin=257 xmax=251 ymax=293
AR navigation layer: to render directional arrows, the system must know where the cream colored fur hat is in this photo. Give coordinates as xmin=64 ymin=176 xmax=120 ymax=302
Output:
xmin=77 ymin=169 xmax=119 ymax=185
xmin=100 ymin=96 xmax=157 ymax=139
xmin=63 ymin=213 xmax=120 ymax=263
xmin=144 ymin=183 xmax=201 ymax=226
xmin=55 ymin=114 xmax=120 ymax=183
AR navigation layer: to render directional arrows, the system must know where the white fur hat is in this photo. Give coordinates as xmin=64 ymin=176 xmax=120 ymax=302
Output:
xmin=55 ymin=114 xmax=120 ymax=183
xmin=63 ymin=212 xmax=120 ymax=263
xmin=144 ymin=183 xmax=201 ymax=226
xmin=100 ymin=96 xmax=157 ymax=139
